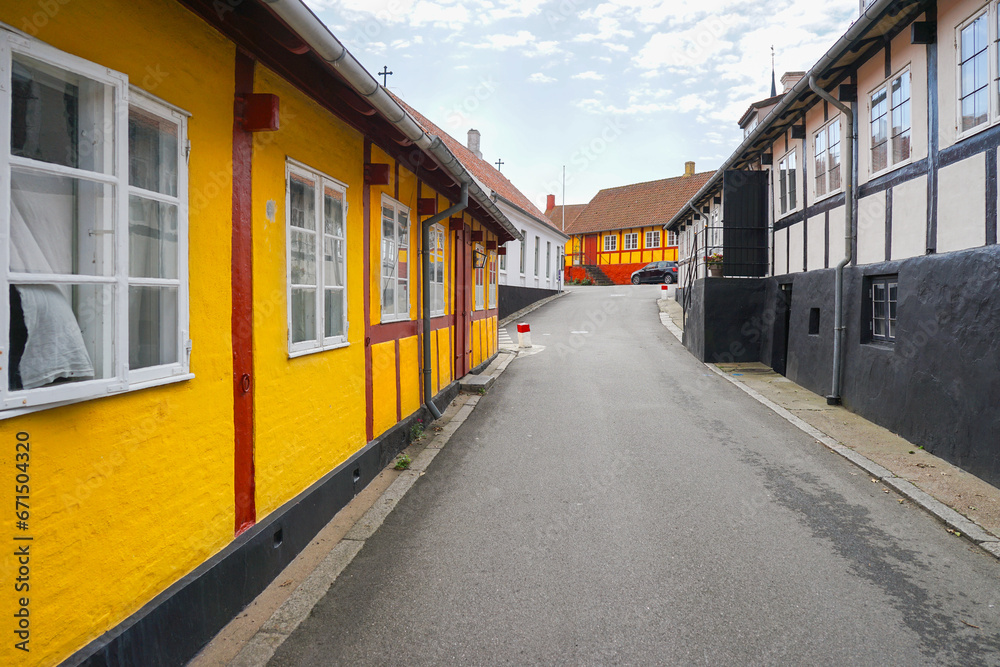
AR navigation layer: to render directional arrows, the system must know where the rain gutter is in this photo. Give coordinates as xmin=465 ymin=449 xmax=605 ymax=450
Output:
xmin=261 ymin=0 xmax=520 ymax=243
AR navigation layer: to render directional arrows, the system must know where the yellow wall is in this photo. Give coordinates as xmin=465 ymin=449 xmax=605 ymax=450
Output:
xmin=0 ymin=1 xmax=236 ymax=664
xmin=371 ymin=341 xmax=398 ymax=437
xmin=0 ymin=4 xmax=505 ymax=661
xmin=250 ymin=66 xmax=369 ymax=518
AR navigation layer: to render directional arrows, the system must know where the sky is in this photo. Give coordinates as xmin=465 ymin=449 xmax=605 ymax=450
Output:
xmin=304 ymin=0 xmax=861 ymax=212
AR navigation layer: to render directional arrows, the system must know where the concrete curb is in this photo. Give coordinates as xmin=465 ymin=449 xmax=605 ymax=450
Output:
xmin=226 ymin=364 xmax=511 ymax=664
xmin=702 ymin=362 xmax=1000 ymax=559
xmin=499 ymin=290 xmax=569 ymax=328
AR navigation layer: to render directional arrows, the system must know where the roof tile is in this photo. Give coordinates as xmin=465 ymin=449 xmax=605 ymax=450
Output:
xmin=563 ymin=172 xmax=713 ymax=235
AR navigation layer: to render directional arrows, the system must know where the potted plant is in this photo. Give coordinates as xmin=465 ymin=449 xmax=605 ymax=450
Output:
xmin=705 ymin=252 xmax=724 ymax=277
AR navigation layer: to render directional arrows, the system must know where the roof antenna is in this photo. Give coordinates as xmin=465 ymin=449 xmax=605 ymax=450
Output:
xmin=770 ymin=46 xmax=777 ymax=97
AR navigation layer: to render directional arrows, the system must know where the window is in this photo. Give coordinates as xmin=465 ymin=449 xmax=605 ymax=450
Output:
xmin=645 ymin=230 xmax=661 ymax=248
xmin=960 ymin=12 xmax=989 ymax=133
xmin=868 ymin=275 xmax=897 ymax=343
xmin=534 ymin=236 xmax=540 ymax=276
xmin=778 ymin=149 xmax=797 ymax=215
xmin=546 ymin=242 xmax=552 ymax=277
xmin=429 ymin=223 xmax=445 ymax=317
xmin=667 ymin=230 xmax=678 ymax=247
xmin=603 ymin=234 xmax=617 ymax=252
xmin=499 ymin=246 xmax=506 ymax=272
xmin=2 ymin=33 xmax=191 ymax=412
xmin=871 ymin=70 xmax=910 ymax=172
xmin=287 ymin=162 xmax=348 ymax=354
xmin=488 ymin=251 xmax=497 ymax=308
xmin=623 ymin=232 xmax=638 ymax=250
xmin=380 ymin=195 xmax=409 ymax=321
xmin=519 ymin=229 xmax=526 ymax=274
xmin=474 ymin=243 xmax=485 ymax=310
xmin=814 ymin=119 xmax=841 ymax=197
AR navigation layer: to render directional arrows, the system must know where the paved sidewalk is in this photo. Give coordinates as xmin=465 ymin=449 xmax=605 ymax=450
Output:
xmin=190 ymin=353 xmax=519 ymax=667
xmin=659 ymin=295 xmax=1000 ymax=554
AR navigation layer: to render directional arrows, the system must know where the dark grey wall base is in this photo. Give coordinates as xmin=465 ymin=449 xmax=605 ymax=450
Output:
xmin=682 ymin=277 xmax=767 ymax=363
xmin=470 ymin=352 xmax=498 ymax=376
xmin=499 ymin=285 xmax=559 ymax=320
xmin=68 ymin=382 xmax=460 ymax=667
xmin=683 ymin=244 xmax=1000 ymax=488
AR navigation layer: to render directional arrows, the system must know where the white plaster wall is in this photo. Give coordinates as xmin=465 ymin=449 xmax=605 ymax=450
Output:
xmin=788 ymin=221 xmax=804 ymax=273
xmin=890 ymin=175 xmax=928 ymax=260
xmin=828 ymin=206 xmax=847 ymax=265
xmin=496 ymin=201 xmax=567 ymax=290
xmin=774 ymin=226 xmax=788 ymax=275
xmin=857 ymin=192 xmax=887 ymax=265
xmin=807 ymin=214 xmax=826 ymax=271
xmin=938 ymin=154 xmax=986 ymax=252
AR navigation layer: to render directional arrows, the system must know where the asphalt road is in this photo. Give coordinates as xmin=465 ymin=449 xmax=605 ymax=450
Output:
xmin=270 ymin=285 xmax=1000 ymax=666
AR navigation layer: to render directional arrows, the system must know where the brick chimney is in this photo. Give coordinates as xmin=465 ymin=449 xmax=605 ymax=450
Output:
xmin=780 ymin=71 xmax=806 ymax=93
xmin=684 ymin=161 xmax=695 ymax=177
xmin=467 ymin=129 xmax=482 ymax=159
xmin=546 ymin=194 xmax=556 ymax=213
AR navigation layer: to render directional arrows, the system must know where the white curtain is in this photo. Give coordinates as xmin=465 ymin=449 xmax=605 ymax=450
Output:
xmin=10 ymin=173 xmax=95 ymax=389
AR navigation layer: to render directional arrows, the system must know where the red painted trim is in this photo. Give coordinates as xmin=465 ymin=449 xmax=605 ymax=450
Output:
xmin=430 ymin=315 xmax=451 ymax=332
xmin=232 ymin=50 xmax=256 ymax=535
xmin=394 ymin=160 xmax=400 ymax=201
xmin=370 ymin=320 xmax=420 ymax=345
xmin=363 ymin=140 xmax=374 ymax=442
xmin=471 ymin=308 xmax=498 ymax=322
xmin=394 ymin=339 xmax=402 ymax=422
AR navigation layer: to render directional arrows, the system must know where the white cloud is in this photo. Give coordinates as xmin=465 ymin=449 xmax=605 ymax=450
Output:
xmin=528 ymin=72 xmax=557 ymax=83
xmin=572 ymin=71 xmax=604 ymax=81
xmin=474 ymin=30 xmax=536 ymax=50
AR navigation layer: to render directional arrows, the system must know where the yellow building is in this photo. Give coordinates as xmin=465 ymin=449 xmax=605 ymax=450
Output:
xmin=549 ymin=164 xmax=711 ymax=284
xmin=0 ymin=1 xmax=515 ymax=664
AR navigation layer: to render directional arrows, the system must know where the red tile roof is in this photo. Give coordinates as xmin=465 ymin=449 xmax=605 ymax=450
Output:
xmin=391 ymin=95 xmax=561 ymax=232
xmin=564 ymin=172 xmax=713 ymax=236
xmin=545 ymin=204 xmax=588 ymax=233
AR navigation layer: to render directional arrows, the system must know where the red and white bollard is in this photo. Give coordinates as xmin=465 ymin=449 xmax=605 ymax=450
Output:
xmin=516 ymin=323 xmax=532 ymax=348
xmin=661 ymin=284 xmax=670 ymax=295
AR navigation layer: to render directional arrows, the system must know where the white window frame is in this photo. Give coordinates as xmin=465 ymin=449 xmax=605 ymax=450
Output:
xmin=645 ymin=230 xmax=661 ymax=248
xmin=474 ymin=243 xmax=485 ymax=311
xmin=777 ymin=148 xmax=798 ymax=216
xmin=534 ymin=235 xmax=540 ymax=276
xmin=380 ymin=194 xmax=410 ymax=322
xmin=957 ymin=9 xmax=991 ymax=140
xmin=603 ymin=234 xmax=617 ymax=252
xmin=519 ymin=229 xmax=526 ymax=275
xmin=429 ymin=223 xmax=445 ymax=317
xmin=498 ymin=244 xmax=506 ymax=273
xmin=0 ymin=31 xmax=192 ymax=416
xmin=488 ymin=250 xmax=497 ymax=308
xmin=869 ymin=68 xmax=912 ymax=176
xmin=546 ymin=241 xmax=552 ymax=278
xmin=813 ymin=118 xmax=842 ymax=200
xmin=667 ymin=230 xmax=678 ymax=247
xmin=623 ymin=232 xmax=638 ymax=251
xmin=285 ymin=160 xmax=349 ymax=356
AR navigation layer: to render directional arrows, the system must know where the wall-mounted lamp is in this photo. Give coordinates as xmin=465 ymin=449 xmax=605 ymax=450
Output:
xmin=473 ymin=249 xmax=488 ymax=269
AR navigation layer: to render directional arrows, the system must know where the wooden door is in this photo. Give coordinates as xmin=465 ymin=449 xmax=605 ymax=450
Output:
xmin=584 ymin=234 xmax=598 ymax=264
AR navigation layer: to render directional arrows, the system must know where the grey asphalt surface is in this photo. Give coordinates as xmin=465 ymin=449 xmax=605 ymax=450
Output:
xmin=270 ymin=285 xmax=1000 ymax=666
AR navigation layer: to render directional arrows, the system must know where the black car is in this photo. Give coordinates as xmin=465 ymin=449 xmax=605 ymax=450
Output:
xmin=630 ymin=261 xmax=678 ymax=285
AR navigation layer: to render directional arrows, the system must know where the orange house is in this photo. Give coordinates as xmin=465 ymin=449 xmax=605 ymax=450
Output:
xmin=553 ymin=163 xmax=711 ymax=285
